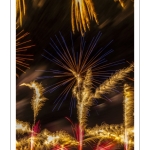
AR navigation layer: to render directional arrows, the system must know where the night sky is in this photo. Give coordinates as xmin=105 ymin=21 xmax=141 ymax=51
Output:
xmin=16 ymin=0 xmax=134 ymax=149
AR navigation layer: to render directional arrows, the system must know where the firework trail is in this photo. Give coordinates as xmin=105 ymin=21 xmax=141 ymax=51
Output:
xmin=94 ymin=63 xmax=134 ymax=99
xmin=123 ymin=84 xmax=134 ymax=150
xmin=71 ymin=0 xmax=99 ymax=35
xmin=20 ymin=81 xmax=47 ymax=124
xmin=16 ymin=0 xmax=26 ymax=26
xmin=72 ymin=64 xmax=133 ymax=150
xmin=37 ymin=32 xmax=125 ymax=113
xmin=73 ymin=64 xmax=133 ymax=128
xmin=85 ymin=123 xmax=126 ymax=144
xmin=16 ymin=25 xmax=35 ymax=78
xmin=84 ymin=84 xmax=134 ymax=148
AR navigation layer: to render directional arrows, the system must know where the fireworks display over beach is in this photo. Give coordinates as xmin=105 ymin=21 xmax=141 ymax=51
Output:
xmin=16 ymin=0 xmax=134 ymax=149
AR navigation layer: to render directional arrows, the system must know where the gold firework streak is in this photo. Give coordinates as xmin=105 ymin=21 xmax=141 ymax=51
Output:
xmin=73 ymin=69 xmax=93 ymax=150
xmin=73 ymin=69 xmax=93 ymax=128
xmin=16 ymin=119 xmax=31 ymax=134
xmin=114 ymin=0 xmax=134 ymax=8
xmin=20 ymin=81 xmax=48 ymax=124
xmin=94 ymin=63 xmax=134 ymax=99
xmin=71 ymin=0 xmax=99 ymax=35
xmin=16 ymin=0 xmax=26 ymax=26
xmin=85 ymin=124 xmax=125 ymax=144
xmin=114 ymin=0 xmax=126 ymax=8
xmin=123 ymin=84 xmax=134 ymax=150
xmin=16 ymin=25 xmax=35 ymax=78
xmin=85 ymin=124 xmax=134 ymax=147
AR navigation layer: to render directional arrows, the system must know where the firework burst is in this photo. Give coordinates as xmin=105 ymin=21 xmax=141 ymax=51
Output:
xmin=16 ymin=0 xmax=26 ymax=26
xmin=84 ymin=83 xmax=134 ymax=149
xmin=16 ymin=25 xmax=35 ymax=78
xmin=71 ymin=0 xmax=99 ymax=35
xmin=37 ymin=32 xmax=125 ymax=113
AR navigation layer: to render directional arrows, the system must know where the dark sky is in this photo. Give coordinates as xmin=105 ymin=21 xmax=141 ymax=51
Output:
xmin=16 ymin=0 xmax=134 ymax=149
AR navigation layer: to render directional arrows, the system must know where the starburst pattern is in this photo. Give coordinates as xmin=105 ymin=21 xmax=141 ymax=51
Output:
xmin=16 ymin=25 xmax=35 ymax=78
xmin=37 ymin=32 xmax=125 ymax=113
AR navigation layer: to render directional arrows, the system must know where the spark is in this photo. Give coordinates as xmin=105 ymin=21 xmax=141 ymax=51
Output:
xmin=37 ymin=32 xmax=125 ymax=112
xmin=16 ymin=119 xmax=31 ymax=134
xmin=20 ymin=81 xmax=48 ymax=124
xmin=71 ymin=0 xmax=99 ymax=35
xmin=16 ymin=25 xmax=35 ymax=78
xmin=16 ymin=0 xmax=26 ymax=26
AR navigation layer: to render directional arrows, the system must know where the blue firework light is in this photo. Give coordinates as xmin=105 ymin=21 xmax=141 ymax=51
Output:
xmin=36 ymin=32 xmax=125 ymax=114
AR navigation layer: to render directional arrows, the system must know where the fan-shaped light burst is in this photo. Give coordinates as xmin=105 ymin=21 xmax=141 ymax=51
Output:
xmin=16 ymin=119 xmax=31 ymax=134
xmin=37 ymin=32 xmax=125 ymax=113
xmin=20 ymin=81 xmax=48 ymax=124
xmin=71 ymin=0 xmax=99 ymax=35
xmin=16 ymin=0 xmax=26 ymax=26
xmin=16 ymin=25 xmax=35 ymax=78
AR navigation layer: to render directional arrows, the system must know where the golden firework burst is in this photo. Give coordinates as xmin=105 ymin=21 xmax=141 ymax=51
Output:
xmin=16 ymin=25 xmax=35 ymax=78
